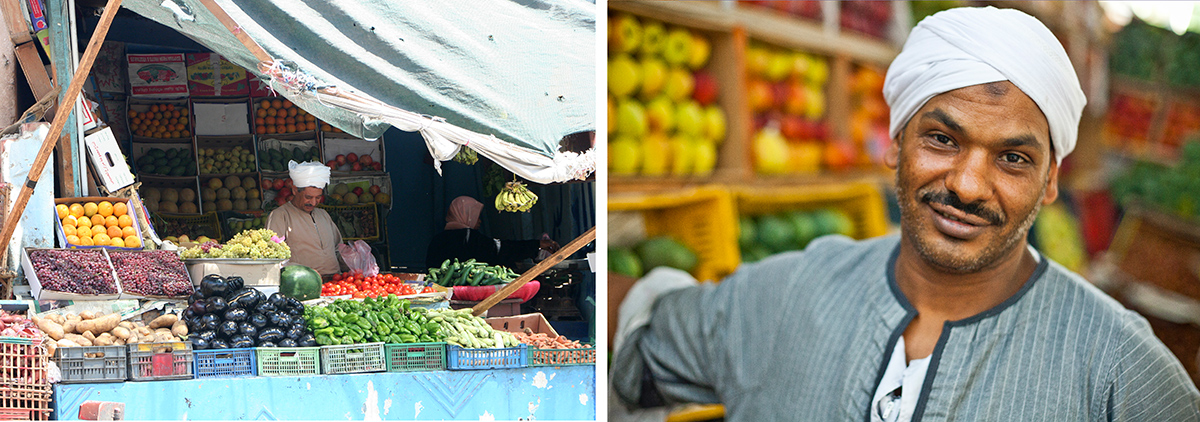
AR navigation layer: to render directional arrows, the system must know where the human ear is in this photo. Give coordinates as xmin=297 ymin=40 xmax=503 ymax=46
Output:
xmin=1042 ymin=158 xmax=1059 ymax=205
xmin=884 ymin=137 xmax=900 ymax=170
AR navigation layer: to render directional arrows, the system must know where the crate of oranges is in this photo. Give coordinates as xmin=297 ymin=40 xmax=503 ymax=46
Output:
xmin=255 ymin=97 xmax=318 ymax=135
xmin=126 ymin=101 xmax=192 ymax=140
xmin=55 ymin=197 xmax=144 ymax=251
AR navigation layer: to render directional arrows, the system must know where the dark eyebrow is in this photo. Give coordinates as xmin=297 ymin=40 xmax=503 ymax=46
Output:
xmin=920 ymin=109 xmax=963 ymax=134
xmin=1001 ymin=135 xmax=1040 ymax=150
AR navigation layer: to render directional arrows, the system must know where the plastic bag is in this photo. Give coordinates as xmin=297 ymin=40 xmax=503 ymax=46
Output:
xmin=337 ymin=240 xmax=379 ymax=276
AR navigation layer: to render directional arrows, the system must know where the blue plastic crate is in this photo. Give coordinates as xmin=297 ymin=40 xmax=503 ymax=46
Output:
xmin=193 ymin=348 xmax=257 ymax=378
xmin=446 ymin=345 xmax=526 ymax=370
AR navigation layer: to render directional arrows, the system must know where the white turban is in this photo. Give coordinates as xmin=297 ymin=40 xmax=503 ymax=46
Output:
xmin=883 ymin=7 xmax=1086 ymax=164
xmin=288 ymin=160 xmax=330 ymax=189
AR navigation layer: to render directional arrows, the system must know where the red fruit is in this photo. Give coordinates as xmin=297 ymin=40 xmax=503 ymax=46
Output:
xmin=360 ymin=155 xmax=374 ymax=165
xmin=273 ymin=179 xmax=286 ymax=190
xmin=335 ymin=154 xmax=347 ymax=165
xmin=780 ymin=115 xmax=807 ymax=140
xmin=261 ymin=179 xmax=272 ymax=190
xmin=275 ymin=195 xmax=288 ymax=205
xmin=284 ymin=178 xmax=294 ymax=188
xmin=352 ymin=187 xmax=364 ymax=196
xmin=351 ymin=162 xmax=363 ymax=172
xmin=327 ymin=160 xmax=339 ymax=170
xmin=346 ymin=152 xmax=358 ymax=163
xmin=369 ymin=185 xmax=381 ymax=195
xmin=372 ymin=162 xmax=382 ymax=171
xmin=692 ymin=71 xmax=719 ymax=106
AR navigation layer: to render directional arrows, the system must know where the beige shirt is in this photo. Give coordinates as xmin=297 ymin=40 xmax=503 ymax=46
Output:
xmin=267 ymin=201 xmax=342 ymax=275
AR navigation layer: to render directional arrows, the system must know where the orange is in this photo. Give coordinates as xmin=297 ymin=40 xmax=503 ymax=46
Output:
xmin=267 ymin=108 xmax=277 ymax=117
xmin=106 ymin=226 xmax=122 ymax=238
xmin=66 ymin=234 xmax=81 ymax=245
xmin=276 ymin=125 xmax=287 ymax=134
xmin=75 ymin=226 xmax=92 ymax=238
xmin=62 ymin=225 xmax=76 ymax=237
xmin=266 ymin=126 xmax=278 ymax=134
xmin=287 ymin=108 xmax=298 ymax=117
xmin=75 ymin=217 xmax=91 ymax=229
xmin=286 ymin=124 xmax=297 ymax=133
xmin=127 ymin=110 xmax=137 ymax=118
xmin=113 ymin=202 xmax=128 ymax=217
xmin=110 ymin=237 xmax=125 ymax=248
xmin=255 ymin=117 xmax=265 ymax=125
xmin=256 ymin=126 xmax=267 ymax=135
xmin=78 ymin=236 xmax=93 ymax=246
xmin=104 ymin=215 xmax=118 ymax=227
xmin=56 ymin=204 xmax=69 ymax=219
xmin=150 ymin=104 xmax=160 ymax=113
xmin=83 ymin=202 xmax=98 ymax=217
xmin=69 ymin=203 xmax=84 ymax=217
xmin=282 ymin=99 xmax=293 ymax=109
xmin=97 ymin=201 xmax=113 ymax=217
xmin=271 ymin=99 xmax=283 ymax=109
xmin=285 ymin=117 xmax=296 ymax=125
xmin=118 ymin=214 xmax=133 ymax=228
xmin=125 ymin=237 xmax=142 ymax=248
xmin=91 ymin=214 xmax=105 ymax=227
xmin=306 ymin=122 xmax=316 ymax=131
xmin=260 ymin=100 xmax=271 ymax=109
xmin=265 ymin=116 xmax=276 ymax=125
xmin=122 ymin=226 xmax=136 ymax=238
xmin=62 ymin=215 xmax=78 ymax=227
xmin=93 ymin=233 xmax=110 ymax=245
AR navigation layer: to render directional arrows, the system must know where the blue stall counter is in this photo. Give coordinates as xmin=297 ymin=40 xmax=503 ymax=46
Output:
xmin=54 ymin=366 xmax=595 ymax=420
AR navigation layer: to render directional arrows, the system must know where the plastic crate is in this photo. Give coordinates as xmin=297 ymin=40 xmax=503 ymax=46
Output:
xmin=0 ymin=389 xmax=51 ymax=421
xmin=193 ymin=348 xmax=257 ymax=378
xmin=446 ymin=345 xmax=527 ymax=370
xmin=151 ymin=211 xmax=222 ymax=240
xmin=320 ymin=342 xmax=386 ymax=374
xmin=53 ymin=346 xmax=127 ymax=384
xmin=128 ymin=341 xmax=194 ymax=381
xmin=0 ymin=337 xmax=50 ymax=394
xmin=529 ymin=346 xmax=596 ymax=367
xmin=255 ymin=347 xmax=320 ymax=376
xmin=318 ymin=204 xmax=381 ymax=241
xmin=608 ymin=186 xmax=740 ymax=282
xmin=733 ymin=181 xmax=889 ymax=240
xmin=384 ymin=342 xmax=446 ymax=372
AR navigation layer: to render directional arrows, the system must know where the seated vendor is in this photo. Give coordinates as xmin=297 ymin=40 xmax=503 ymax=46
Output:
xmin=267 ymin=161 xmax=345 ymax=275
xmin=425 ymin=196 xmax=558 ymax=270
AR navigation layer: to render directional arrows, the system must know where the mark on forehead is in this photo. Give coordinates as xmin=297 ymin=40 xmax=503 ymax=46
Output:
xmin=982 ymin=81 xmax=1010 ymax=97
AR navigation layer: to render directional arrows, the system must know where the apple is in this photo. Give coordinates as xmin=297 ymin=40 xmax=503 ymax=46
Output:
xmin=615 ymin=99 xmax=648 ymax=137
xmin=369 ymin=185 xmax=381 ymax=195
xmin=351 ymin=162 xmax=363 ymax=171
xmin=372 ymin=162 xmax=382 ymax=171
xmin=746 ymin=46 xmax=770 ymax=78
xmin=352 ymin=187 xmax=364 ymax=196
xmin=692 ymin=70 xmax=718 ymax=106
xmin=662 ymin=67 xmax=694 ymax=102
xmin=607 ymin=96 xmax=617 ymax=135
xmin=640 ymin=132 xmax=672 ymax=176
xmin=273 ymin=179 xmax=286 ymax=190
xmin=669 ymin=135 xmax=697 ymax=176
xmin=661 ymin=28 xmax=692 ymax=66
xmin=284 ymin=178 xmax=293 ymax=188
xmin=693 ymin=138 xmax=717 ymax=176
xmin=781 ymin=80 xmax=808 ymax=116
xmin=608 ymin=54 xmax=641 ymax=99
xmin=640 ymin=20 xmax=666 ymax=57
xmin=674 ymin=100 xmax=705 ymax=137
xmin=608 ymin=135 xmax=642 ymax=176
xmin=764 ymin=51 xmax=792 ymax=82
xmin=360 ymin=154 xmax=374 ymax=165
xmin=609 ymin=14 xmax=642 ymax=54
xmin=754 ymin=126 xmax=790 ymax=175
xmin=645 ymin=96 xmax=675 ymax=133
xmin=261 ymin=179 xmax=272 ymax=190
xmin=702 ymin=105 xmax=727 ymax=144
xmin=746 ymin=79 xmax=774 ymax=112
xmin=347 ymin=152 xmax=359 ymax=163
xmin=335 ymin=154 xmax=347 ymax=166
xmin=276 ymin=195 xmax=288 ymax=205
xmin=326 ymin=160 xmax=339 ymax=170
xmin=639 ymin=57 xmax=668 ymax=100
xmin=686 ymin=33 xmax=711 ymax=70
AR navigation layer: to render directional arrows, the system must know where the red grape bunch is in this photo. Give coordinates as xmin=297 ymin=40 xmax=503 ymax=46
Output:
xmin=109 ymin=250 xmax=195 ymax=297
xmin=28 ymin=249 xmax=118 ymax=294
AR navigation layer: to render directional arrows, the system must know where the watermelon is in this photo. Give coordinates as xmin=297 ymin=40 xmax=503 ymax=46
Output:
xmin=279 ymin=265 xmax=322 ymax=300
xmin=636 ymin=237 xmax=697 ymax=273
xmin=608 ymin=246 xmax=644 ymax=278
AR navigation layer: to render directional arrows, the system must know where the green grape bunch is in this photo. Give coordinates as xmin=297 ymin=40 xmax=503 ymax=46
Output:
xmin=180 ymin=229 xmax=292 ymax=259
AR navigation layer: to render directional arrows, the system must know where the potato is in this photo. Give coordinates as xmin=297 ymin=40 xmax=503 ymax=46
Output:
xmin=135 ymin=326 xmax=152 ymax=337
xmin=111 ymin=327 xmax=132 ymax=341
xmin=64 ymin=334 xmax=92 ymax=347
xmin=65 ymin=313 xmax=81 ymax=322
xmin=171 ymin=320 xmax=188 ymax=338
xmin=31 ymin=315 xmax=65 ymax=340
xmin=155 ymin=328 xmax=172 ymax=335
xmin=94 ymin=333 xmax=114 ymax=346
xmin=126 ymin=333 xmax=140 ymax=344
xmin=153 ymin=332 xmax=175 ymax=343
xmin=62 ymin=321 xmax=77 ymax=335
xmin=47 ymin=314 xmax=65 ymax=325
xmin=56 ymin=339 xmax=81 ymax=348
xmin=79 ymin=311 xmax=97 ymax=320
xmin=113 ymin=338 xmax=125 ymax=346
xmin=76 ymin=314 xmax=120 ymax=336
xmin=118 ymin=321 xmax=135 ymax=330
xmin=82 ymin=331 xmax=96 ymax=342
xmin=46 ymin=340 xmax=57 ymax=357
xmin=149 ymin=314 xmax=179 ymax=329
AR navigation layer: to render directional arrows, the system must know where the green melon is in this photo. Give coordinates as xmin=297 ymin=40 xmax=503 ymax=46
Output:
xmin=635 ymin=237 xmax=697 ymax=273
xmin=756 ymin=214 xmax=794 ymax=253
xmin=280 ymin=265 xmax=322 ymax=300
xmin=608 ymin=246 xmax=644 ymax=278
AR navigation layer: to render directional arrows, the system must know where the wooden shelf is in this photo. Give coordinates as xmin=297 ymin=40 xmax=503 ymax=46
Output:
xmin=608 ymin=168 xmax=895 ymax=195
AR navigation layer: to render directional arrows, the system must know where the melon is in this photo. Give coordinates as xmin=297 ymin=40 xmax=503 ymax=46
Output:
xmin=280 ymin=265 xmax=322 ymax=300
xmin=635 ymin=236 xmax=697 ymax=273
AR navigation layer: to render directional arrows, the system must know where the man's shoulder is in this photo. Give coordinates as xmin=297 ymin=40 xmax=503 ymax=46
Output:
xmin=752 ymin=234 xmax=897 ymax=273
xmin=1028 ymin=258 xmax=1165 ymax=354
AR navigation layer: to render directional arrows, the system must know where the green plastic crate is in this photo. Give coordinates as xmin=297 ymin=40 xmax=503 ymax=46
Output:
xmin=128 ymin=342 xmax=194 ymax=381
xmin=529 ymin=346 xmax=596 ymax=366
xmin=320 ymin=343 xmax=386 ymax=374
xmin=384 ymin=342 xmax=446 ymax=372
xmin=255 ymin=347 xmax=320 ymax=376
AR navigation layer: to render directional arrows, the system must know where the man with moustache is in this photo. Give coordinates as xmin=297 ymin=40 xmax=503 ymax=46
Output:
xmin=611 ymin=7 xmax=1200 ymax=422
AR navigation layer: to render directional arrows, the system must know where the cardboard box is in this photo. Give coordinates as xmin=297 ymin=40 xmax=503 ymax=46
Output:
xmin=183 ymin=258 xmax=285 ymax=287
xmin=186 ymin=53 xmax=249 ymax=97
xmin=54 ymin=197 xmax=144 ymax=251
xmin=485 ymin=313 xmax=559 ymax=338
xmin=127 ymin=53 xmax=188 ymax=98
xmin=83 ymin=128 xmax=135 ymax=191
xmin=192 ymin=100 xmax=250 ymax=136
xmin=94 ymin=42 xmax=127 ymax=94
xmin=21 ymin=248 xmax=122 ymax=301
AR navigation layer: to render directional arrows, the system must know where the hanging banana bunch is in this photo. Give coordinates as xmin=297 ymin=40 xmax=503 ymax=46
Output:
xmin=452 ymin=146 xmax=479 ymax=165
xmin=495 ymin=181 xmax=538 ymax=212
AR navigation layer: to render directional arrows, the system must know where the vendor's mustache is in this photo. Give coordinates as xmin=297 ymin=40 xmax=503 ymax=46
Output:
xmin=920 ymin=190 xmax=1003 ymax=226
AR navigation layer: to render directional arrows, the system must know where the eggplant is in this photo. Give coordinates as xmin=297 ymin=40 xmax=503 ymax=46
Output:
xmin=285 ymin=326 xmax=306 ymax=341
xmin=286 ymin=307 xmax=302 ymax=317
xmin=298 ymin=334 xmax=318 ymax=347
xmin=249 ymin=314 xmax=269 ymax=328
xmin=189 ymin=301 xmax=208 ymax=316
xmin=196 ymin=330 xmax=217 ymax=342
xmin=228 ymin=288 xmax=262 ymax=309
xmin=278 ymin=338 xmax=298 ymax=347
xmin=251 ymin=289 xmax=267 ymax=307
xmin=226 ymin=276 xmax=244 ymax=292
xmin=182 ymin=308 xmax=197 ymax=321
xmin=192 ymin=338 xmax=210 ymax=350
xmin=268 ymin=292 xmax=287 ymax=309
xmin=189 ymin=290 xmax=205 ymax=302
xmin=229 ymin=334 xmax=254 ymax=349
xmin=253 ymin=302 xmax=277 ymax=315
xmin=205 ymin=297 xmax=228 ymax=314
xmin=258 ymin=341 xmax=278 ymax=348
xmin=199 ymin=275 xmax=228 ymax=298
xmin=224 ymin=307 xmax=249 ymax=322
xmin=257 ymin=327 xmax=285 ymax=343
xmin=238 ymin=321 xmax=258 ymax=337
xmin=268 ymin=312 xmax=292 ymax=328
xmin=286 ymin=297 xmax=303 ymax=311
xmin=210 ymin=338 xmax=229 ymax=349
xmin=290 ymin=321 xmax=307 ymax=333
xmin=199 ymin=314 xmax=221 ymax=332
xmin=219 ymin=320 xmax=240 ymax=338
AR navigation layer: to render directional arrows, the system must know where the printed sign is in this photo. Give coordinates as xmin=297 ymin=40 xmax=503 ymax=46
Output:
xmin=127 ymin=53 xmax=188 ymax=98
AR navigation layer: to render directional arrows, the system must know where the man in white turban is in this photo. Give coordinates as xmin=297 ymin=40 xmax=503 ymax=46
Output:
xmin=610 ymin=7 xmax=1199 ymax=421
xmin=267 ymin=160 xmax=344 ymax=275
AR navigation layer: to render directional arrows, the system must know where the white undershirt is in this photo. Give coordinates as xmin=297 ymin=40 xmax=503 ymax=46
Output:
xmin=870 ymin=336 xmax=930 ymax=422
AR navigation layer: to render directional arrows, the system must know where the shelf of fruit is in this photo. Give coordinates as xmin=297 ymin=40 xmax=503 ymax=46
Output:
xmin=254 ymin=98 xmax=319 ymax=135
xmin=200 ymin=175 xmax=263 ymax=213
xmin=127 ymin=102 xmax=192 ymax=140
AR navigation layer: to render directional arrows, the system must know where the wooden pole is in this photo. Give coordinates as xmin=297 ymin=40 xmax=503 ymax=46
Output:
xmin=196 ymin=0 xmax=272 ymax=63
xmin=0 ymin=0 xmax=121 ymax=257
xmin=471 ymin=226 xmax=596 ymax=317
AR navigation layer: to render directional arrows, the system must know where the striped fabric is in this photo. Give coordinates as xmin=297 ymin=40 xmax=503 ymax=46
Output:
xmin=611 ymin=234 xmax=1200 ymax=421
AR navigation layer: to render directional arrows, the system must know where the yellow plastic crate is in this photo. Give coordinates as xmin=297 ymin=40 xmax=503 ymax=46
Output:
xmin=733 ymin=181 xmax=890 ymax=241
xmin=608 ymin=186 xmax=740 ymax=282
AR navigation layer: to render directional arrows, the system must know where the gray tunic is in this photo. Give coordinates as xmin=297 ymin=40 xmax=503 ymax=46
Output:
xmin=612 ymin=234 xmax=1200 ymax=421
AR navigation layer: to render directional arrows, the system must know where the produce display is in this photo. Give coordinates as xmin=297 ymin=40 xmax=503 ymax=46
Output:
xmin=839 ymin=1 xmax=892 ymax=40
xmin=1166 ymin=32 xmax=1200 ymax=87
xmin=0 ymin=309 xmax=43 ymax=339
xmin=128 ymin=103 xmax=191 ymax=139
xmin=427 ymin=259 xmax=518 ymax=287
xmin=262 ymin=177 xmax=295 ymax=207
xmin=611 ymin=236 xmax=698 ymax=278
xmin=109 ymin=250 xmax=194 ymax=297
xmin=197 ymin=146 xmax=257 ymax=174
xmin=56 ymin=200 xmax=142 ymax=248
xmin=1161 ymin=102 xmax=1200 ymax=149
xmin=227 ymin=216 xmax=265 ymax=234
xmin=515 ymin=331 xmax=595 ymax=365
xmin=739 ymin=208 xmax=855 ymax=262
xmin=738 ymin=0 xmax=821 ymax=21
xmin=326 ymin=182 xmax=390 ymax=206
xmin=746 ymin=42 xmax=830 ymax=175
xmin=425 ymin=308 xmax=520 ymax=349
xmin=259 ymin=144 xmax=321 ymax=172
xmin=201 ymin=175 xmax=261 ymax=212
xmin=304 ymin=296 xmax=441 ymax=345
xmin=848 ymin=66 xmax=889 ymax=167
xmin=322 ymin=205 xmax=379 ymax=239
xmin=495 ymin=180 xmax=539 ymax=213
xmin=321 ymin=271 xmax=436 ymax=298
xmin=254 ymin=98 xmax=318 ymax=135
xmin=608 ymin=14 xmax=725 ymax=177
xmin=1110 ymin=140 xmax=1200 ymax=220
xmin=141 ymin=185 xmax=199 ymax=214
xmin=321 ymin=123 xmax=346 ymax=134
xmin=280 ymin=265 xmax=323 ymax=301
xmin=136 ymin=147 xmax=196 ymax=177
xmin=325 ymin=151 xmax=383 ymax=173
xmin=1105 ymin=92 xmax=1157 ymax=143
xmin=183 ymin=275 xmax=317 ymax=349
xmin=452 ymin=146 xmax=479 ymax=165
xmin=32 ymin=311 xmax=187 ymax=357
xmin=27 ymin=249 xmax=119 ymax=294
xmin=179 ymin=228 xmax=291 ymax=259
xmin=1110 ymin=20 xmax=1162 ymax=81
